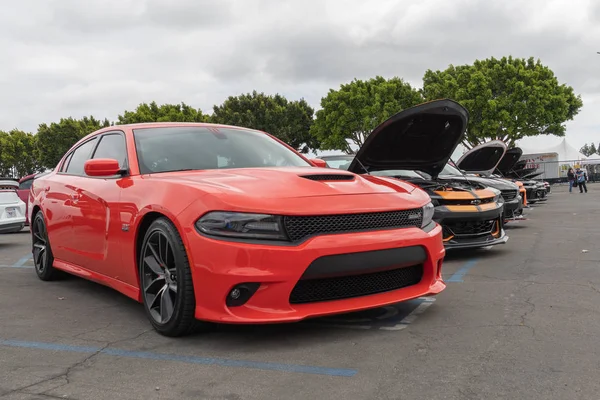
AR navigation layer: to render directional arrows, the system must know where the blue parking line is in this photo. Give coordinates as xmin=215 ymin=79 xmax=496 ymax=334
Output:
xmin=446 ymin=259 xmax=479 ymax=283
xmin=0 ymin=339 xmax=358 ymax=377
xmin=10 ymin=254 xmax=33 ymax=268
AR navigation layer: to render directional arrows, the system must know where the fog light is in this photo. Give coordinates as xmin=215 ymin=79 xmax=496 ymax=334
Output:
xmin=226 ymin=283 xmax=261 ymax=307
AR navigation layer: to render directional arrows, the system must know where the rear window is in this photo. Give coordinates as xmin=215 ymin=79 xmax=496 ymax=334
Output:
xmin=19 ymin=179 xmax=33 ymax=190
xmin=133 ymin=126 xmax=311 ymax=174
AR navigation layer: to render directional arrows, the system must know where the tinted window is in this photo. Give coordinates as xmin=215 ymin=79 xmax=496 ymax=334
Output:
xmin=372 ymin=169 xmax=425 ymax=179
xmin=60 ymin=153 xmax=73 ymax=172
xmin=324 ymin=158 xmax=353 ymax=170
xmin=93 ymin=134 xmax=127 ymax=168
xmin=65 ymin=138 xmax=98 ymax=176
xmin=18 ymin=179 xmax=33 ymax=190
xmin=133 ymin=127 xmax=310 ymax=174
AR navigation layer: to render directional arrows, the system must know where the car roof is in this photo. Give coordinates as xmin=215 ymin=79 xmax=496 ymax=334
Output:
xmin=96 ymin=122 xmax=266 ymax=133
xmin=76 ymin=122 xmax=270 ymax=147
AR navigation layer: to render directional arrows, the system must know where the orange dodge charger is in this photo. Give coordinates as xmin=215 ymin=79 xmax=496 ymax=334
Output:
xmin=27 ymin=100 xmax=463 ymax=336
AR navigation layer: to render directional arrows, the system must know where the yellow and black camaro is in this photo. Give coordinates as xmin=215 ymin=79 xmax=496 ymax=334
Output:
xmin=322 ymin=100 xmax=508 ymax=250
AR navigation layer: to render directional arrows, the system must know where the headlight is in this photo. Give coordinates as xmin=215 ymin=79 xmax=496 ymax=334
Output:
xmin=196 ymin=212 xmax=287 ymax=240
xmin=421 ymin=202 xmax=435 ymax=228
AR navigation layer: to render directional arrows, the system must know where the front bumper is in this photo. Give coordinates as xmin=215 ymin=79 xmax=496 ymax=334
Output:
xmin=503 ymin=197 xmax=523 ymax=219
xmin=184 ymin=224 xmax=446 ymax=324
xmin=435 ymin=204 xmax=508 ymax=250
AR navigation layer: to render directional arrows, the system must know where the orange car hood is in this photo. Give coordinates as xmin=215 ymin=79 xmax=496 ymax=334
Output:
xmin=149 ymin=167 xmax=419 ymax=199
xmin=148 ymin=167 xmax=429 ymax=215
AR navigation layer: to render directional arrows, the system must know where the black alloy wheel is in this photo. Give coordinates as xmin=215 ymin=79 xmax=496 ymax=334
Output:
xmin=32 ymin=212 xmax=58 ymax=281
xmin=139 ymin=218 xmax=201 ymax=337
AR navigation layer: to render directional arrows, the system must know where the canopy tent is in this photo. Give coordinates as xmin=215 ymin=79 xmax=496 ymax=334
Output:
xmin=581 ymin=153 xmax=600 ymax=166
xmin=520 ymin=138 xmax=587 ymax=161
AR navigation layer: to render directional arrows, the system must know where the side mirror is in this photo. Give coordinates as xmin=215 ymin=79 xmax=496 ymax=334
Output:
xmin=310 ymin=158 xmax=328 ymax=168
xmin=84 ymin=158 xmax=122 ymax=177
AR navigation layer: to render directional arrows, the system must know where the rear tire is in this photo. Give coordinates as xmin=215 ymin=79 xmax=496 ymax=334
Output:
xmin=139 ymin=217 xmax=205 ymax=337
xmin=32 ymin=212 xmax=59 ymax=281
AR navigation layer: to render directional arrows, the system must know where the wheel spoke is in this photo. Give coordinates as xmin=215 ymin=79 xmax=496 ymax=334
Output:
xmin=144 ymin=255 xmax=163 ymax=276
xmin=147 ymin=241 xmax=164 ymax=266
xmin=149 ymin=285 xmax=166 ymax=310
xmin=144 ymin=276 xmax=165 ymax=295
xmin=33 ymin=246 xmax=44 ymax=267
xmin=168 ymin=282 xmax=178 ymax=294
xmin=160 ymin=288 xmax=174 ymax=322
xmin=33 ymin=232 xmax=45 ymax=243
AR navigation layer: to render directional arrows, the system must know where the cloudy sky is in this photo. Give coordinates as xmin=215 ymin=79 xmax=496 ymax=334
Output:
xmin=1 ymin=0 xmax=598 ymax=155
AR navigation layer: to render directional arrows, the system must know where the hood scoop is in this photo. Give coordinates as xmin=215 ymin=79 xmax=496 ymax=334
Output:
xmin=299 ymin=174 xmax=355 ymax=181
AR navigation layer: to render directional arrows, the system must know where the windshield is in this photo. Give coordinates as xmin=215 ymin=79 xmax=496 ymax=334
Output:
xmin=323 ymin=157 xmax=353 ymax=170
xmin=371 ymin=169 xmax=425 ymax=179
xmin=440 ymin=163 xmax=463 ymax=176
xmin=133 ymin=126 xmax=311 ymax=174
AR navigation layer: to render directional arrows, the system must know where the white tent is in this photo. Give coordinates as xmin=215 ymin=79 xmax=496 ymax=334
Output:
xmin=581 ymin=153 xmax=600 ymax=166
xmin=520 ymin=138 xmax=587 ymax=161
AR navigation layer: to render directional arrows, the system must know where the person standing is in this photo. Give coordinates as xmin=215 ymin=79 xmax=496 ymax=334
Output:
xmin=567 ymin=167 xmax=575 ymax=193
xmin=576 ymin=167 xmax=588 ymax=193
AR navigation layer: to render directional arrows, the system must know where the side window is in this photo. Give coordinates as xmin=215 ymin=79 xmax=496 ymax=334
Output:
xmin=60 ymin=152 xmax=74 ymax=172
xmin=65 ymin=138 xmax=98 ymax=176
xmin=18 ymin=179 xmax=33 ymax=190
xmin=92 ymin=134 xmax=127 ymax=168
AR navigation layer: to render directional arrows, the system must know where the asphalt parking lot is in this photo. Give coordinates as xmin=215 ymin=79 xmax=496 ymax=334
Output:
xmin=1 ymin=184 xmax=599 ymax=400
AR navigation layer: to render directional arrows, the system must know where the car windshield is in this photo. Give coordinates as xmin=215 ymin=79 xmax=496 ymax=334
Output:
xmin=323 ymin=157 xmax=354 ymax=170
xmin=133 ymin=126 xmax=311 ymax=174
xmin=371 ymin=169 xmax=425 ymax=179
xmin=440 ymin=163 xmax=463 ymax=176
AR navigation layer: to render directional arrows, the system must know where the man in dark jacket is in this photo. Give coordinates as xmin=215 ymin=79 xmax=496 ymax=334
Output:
xmin=576 ymin=167 xmax=588 ymax=193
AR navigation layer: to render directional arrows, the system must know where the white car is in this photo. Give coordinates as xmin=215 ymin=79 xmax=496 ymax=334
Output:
xmin=0 ymin=180 xmax=26 ymax=233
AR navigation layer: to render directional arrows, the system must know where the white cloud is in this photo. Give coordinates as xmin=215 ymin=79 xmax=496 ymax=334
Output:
xmin=0 ymin=0 xmax=598 ymax=153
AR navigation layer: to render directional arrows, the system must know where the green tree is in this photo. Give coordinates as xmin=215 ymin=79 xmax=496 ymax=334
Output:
xmin=117 ymin=101 xmax=209 ymax=124
xmin=589 ymin=143 xmax=597 ymax=155
xmin=422 ymin=56 xmax=583 ymax=148
xmin=0 ymin=130 xmax=40 ymax=178
xmin=211 ymin=91 xmax=317 ymax=153
xmin=35 ymin=116 xmax=110 ymax=169
xmin=580 ymin=143 xmax=596 ymax=157
xmin=310 ymin=76 xmax=423 ymax=153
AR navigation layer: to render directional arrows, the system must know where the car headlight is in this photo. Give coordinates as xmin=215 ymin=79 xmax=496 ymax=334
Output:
xmin=196 ymin=212 xmax=287 ymax=240
xmin=421 ymin=202 xmax=435 ymax=228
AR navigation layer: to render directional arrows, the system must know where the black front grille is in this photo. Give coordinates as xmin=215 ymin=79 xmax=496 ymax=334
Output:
xmin=446 ymin=219 xmax=496 ymax=236
xmin=300 ymin=174 xmax=355 ymax=181
xmin=501 ymin=190 xmax=518 ymax=201
xmin=283 ymin=209 xmax=423 ymax=242
xmin=438 ymin=197 xmax=494 ymax=206
xmin=289 ymin=264 xmax=424 ymax=304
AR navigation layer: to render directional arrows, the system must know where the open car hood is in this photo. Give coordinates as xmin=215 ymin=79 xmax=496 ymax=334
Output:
xmin=347 ymin=99 xmax=468 ymax=179
xmin=456 ymin=140 xmax=507 ymax=177
xmin=495 ymin=147 xmax=523 ymax=175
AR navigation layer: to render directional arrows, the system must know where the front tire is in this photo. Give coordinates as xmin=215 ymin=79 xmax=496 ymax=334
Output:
xmin=139 ymin=218 xmax=200 ymax=337
xmin=32 ymin=212 xmax=59 ymax=281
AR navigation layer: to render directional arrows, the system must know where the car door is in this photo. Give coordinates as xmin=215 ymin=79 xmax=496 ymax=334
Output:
xmin=68 ymin=131 xmax=129 ymax=276
xmin=17 ymin=175 xmax=34 ymax=224
xmin=44 ymin=137 xmax=99 ymax=263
